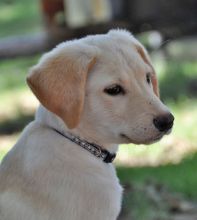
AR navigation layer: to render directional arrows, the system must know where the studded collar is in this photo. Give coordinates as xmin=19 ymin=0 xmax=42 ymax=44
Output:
xmin=53 ymin=129 xmax=116 ymax=163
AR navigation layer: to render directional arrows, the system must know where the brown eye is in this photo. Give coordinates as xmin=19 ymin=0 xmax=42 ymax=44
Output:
xmin=104 ymin=84 xmax=125 ymax=96
xmin=146 ymin=73 xmax=151 ymax=84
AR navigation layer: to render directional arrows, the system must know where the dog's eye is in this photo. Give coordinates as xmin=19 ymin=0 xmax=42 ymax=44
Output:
xmin=104 ymin=85 xmax=125 ymax=96
xmin=146 ymin=73 xmax=151 ymax=84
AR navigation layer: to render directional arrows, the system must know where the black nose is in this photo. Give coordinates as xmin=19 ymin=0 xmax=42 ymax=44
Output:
xmin=153 ymin=113 xmax=174 ymax=132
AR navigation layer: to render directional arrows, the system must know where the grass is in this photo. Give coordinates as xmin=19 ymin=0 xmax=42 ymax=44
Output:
xmin=117 ymin=152 xmax=197 ymax=199
xmin=117 ymin=153 xmax=197 ymax=219
xmin=0 ymin=56 xmax=40 ymax=123
xmin=0 ymin=55 xmax=39 ymax=94
xmin=0 ymin=0 xmax=42 ymax=38
xmin=159 ymin=61 xmax=197 ymax=101
xmin=0 ymin=148 xmax=9 ymax=161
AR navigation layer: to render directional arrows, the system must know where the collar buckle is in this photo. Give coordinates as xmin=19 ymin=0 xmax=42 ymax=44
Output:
xmin=103 ymin=151 xmax=116 ymax=163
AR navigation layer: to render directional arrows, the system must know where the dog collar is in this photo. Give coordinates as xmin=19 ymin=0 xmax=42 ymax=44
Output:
xmin=53 ymin=129 xmax=116 ymax=163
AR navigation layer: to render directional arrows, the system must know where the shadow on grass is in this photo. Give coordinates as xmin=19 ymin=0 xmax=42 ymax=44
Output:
xmin=0 ymin=113 xmax=34 ymax=135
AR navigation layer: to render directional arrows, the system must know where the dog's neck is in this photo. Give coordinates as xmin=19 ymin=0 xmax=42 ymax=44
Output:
xmin=35 ymin=105 xmax=118 ymax=154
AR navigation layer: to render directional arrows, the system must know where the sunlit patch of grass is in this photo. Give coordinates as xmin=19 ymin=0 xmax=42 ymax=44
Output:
xmin=172 ymin=101 xmax=197 ymax=140
xmin=0 ymin=4 xmax=16 ymax=22
xmin=0 ymin=133 xmax=19 ymax=160
xmin=0 ymin=149 xmax=8 ymax=161
xmin=0 ymin=89 xmax=38 ymax=121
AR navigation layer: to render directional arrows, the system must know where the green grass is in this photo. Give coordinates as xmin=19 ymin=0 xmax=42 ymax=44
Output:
xmin=117 ymin=153 xmax=197 ymax=219
xmin=0 ymin=55 xmax=40 ymax=94
xmin=0 ymin=0 xmax=42 ymax=38
xmin=159 ymin=61 xmax=197 ymax=101
xmin=171 ymin=101 xmax=197 ymax=140
xmin=117 ymin=153 xmax=197 ymax=199
xmin=0 ymin=148 xmax=10 ymax=161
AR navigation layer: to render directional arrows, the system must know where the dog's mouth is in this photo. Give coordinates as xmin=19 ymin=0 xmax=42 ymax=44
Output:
xmin=120 ymin=133 xmax=165 ymax=145
xmin=120 ymin=133 xmax=132 ymax=142
xmin=120 ymin=133 xmax=141 ymax=144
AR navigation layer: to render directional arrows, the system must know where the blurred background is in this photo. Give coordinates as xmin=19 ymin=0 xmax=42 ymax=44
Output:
xmin=0 ymin=0 xmax=197 ymax=219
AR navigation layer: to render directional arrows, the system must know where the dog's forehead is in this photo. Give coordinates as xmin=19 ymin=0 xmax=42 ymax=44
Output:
xmin=98 ymin=42 xmax=150 ymax=76
xmin=88 ymin=49 xmax=151 ymax=90
xmin=83 ymin=30 xmax=152 ymax=70
xmin=85 ymin=31 xmax=153 ymax=87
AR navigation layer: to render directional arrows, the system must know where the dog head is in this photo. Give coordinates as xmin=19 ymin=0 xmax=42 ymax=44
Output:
xmin=27 ymin=30 xmax=174 ymax=145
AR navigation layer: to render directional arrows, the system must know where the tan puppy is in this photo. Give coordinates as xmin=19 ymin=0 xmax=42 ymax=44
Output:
xmin=0 ymin=30 xmax=174 ymax=220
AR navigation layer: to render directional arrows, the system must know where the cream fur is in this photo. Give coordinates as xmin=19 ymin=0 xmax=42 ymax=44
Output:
xmin=0 ymin=29 xmax=173 ymax=220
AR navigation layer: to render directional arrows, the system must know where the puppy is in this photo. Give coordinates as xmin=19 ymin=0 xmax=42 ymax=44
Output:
xmin=0 ymin=30 xmax=174 ymax=220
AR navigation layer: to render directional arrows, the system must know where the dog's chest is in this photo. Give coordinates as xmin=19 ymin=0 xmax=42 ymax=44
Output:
xmin=50 ymin=163 xmax=123 ymax=220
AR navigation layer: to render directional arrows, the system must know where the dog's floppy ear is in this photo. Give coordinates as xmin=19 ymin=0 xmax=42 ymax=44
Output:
xmin=135 ymin=44 xmax=159 ymax=97
xmin=27 ymin=43 xmax=97 ymax=129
